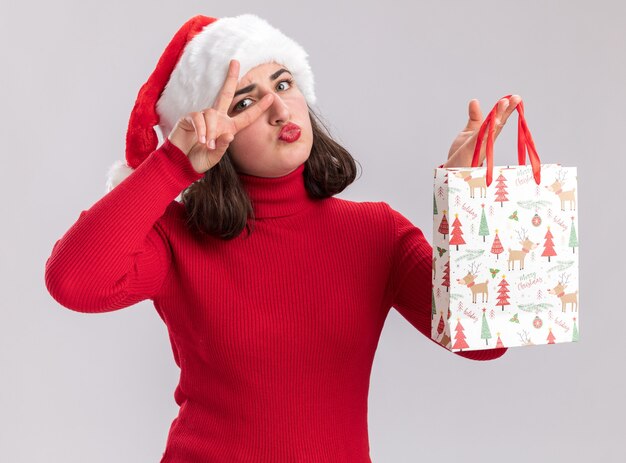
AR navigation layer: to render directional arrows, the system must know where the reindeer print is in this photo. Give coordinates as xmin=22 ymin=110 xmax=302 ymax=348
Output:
xmin=518 ymin=330 xmax=535 ymax=346
xmin=457 ymin=262 xmax=489 ymax=303
xmin=454 ymin=171 xmax=487 ymax=198
xmin=432 ymin=162 xmax=580 ymax=350
xmin=545 ymin=169 xmax=576 ymax=211
xmin=508 ymin=227 xmax=538 ymax=270
xmin=548 ymin=273 xmax=579 ymax=312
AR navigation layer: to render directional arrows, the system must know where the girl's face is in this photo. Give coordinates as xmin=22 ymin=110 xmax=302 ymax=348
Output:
xmin=226 ymin=61 xmax=313 ymax=178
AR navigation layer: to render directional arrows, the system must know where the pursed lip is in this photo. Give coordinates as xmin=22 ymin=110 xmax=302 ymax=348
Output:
xmin=278 ymin=122 xmax=301 ymax=141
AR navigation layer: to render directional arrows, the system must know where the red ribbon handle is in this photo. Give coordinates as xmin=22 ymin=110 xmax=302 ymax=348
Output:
xmin=471 ymin=95 xmax=541 ymax=186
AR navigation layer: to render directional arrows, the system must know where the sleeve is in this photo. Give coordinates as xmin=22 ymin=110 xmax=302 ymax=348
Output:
xmin=385 ymin=203 xmax=507 ymax=361
xmin=44 ymin=139 xmax=205 ymax=313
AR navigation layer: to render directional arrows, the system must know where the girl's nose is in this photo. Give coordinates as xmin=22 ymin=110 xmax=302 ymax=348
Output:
xmin=269 ymin=94 xmax=290 ymax=124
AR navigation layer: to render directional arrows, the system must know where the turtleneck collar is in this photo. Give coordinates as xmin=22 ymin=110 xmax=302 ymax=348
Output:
xmin=238 ymin=163 xmax=316 ymax=219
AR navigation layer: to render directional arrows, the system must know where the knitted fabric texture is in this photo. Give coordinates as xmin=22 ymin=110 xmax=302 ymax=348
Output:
xmin=45 ymin=141 xmax=506 ymax=462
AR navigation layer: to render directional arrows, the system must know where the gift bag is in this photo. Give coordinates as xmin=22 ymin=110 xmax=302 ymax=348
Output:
xmin=431 ymin=95 xmax=579 ymax=352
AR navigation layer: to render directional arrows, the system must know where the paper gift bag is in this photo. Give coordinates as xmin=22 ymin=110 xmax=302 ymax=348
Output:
xmin=431 ymin=95 xmax=579 ymax=352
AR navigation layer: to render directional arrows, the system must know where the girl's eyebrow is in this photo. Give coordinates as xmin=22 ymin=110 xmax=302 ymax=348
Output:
xmin=233 ymin=69 xmax=292 ymax=97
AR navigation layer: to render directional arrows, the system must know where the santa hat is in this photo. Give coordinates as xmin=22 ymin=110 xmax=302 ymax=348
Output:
xmin=106 ymin=13 xmax=316 ymax=192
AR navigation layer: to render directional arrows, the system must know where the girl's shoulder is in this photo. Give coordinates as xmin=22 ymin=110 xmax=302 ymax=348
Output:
xmin=322 ymin=197 xmax=397 ymax=235
xmin=325 ymin=196 xmax=391 ymax=217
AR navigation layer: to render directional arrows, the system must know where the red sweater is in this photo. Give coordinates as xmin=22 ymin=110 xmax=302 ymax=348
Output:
xmin=45 ymin=139 xmax=506 ymax=462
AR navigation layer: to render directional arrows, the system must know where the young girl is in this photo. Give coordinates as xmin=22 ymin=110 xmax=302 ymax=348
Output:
xmin=45 ymin=13 xmax=519 ymax=463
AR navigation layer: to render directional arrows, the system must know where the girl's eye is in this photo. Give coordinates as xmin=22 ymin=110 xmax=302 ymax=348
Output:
xmin=233 ymin=78 xmax=293 ymax=112
xmin=234 ymin=99 xmax=252 ymax=112
xmin=276 ymin=78 xmax=292 ymax=92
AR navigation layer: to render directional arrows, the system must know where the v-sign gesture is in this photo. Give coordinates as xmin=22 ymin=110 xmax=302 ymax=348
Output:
xmin=168 ymin=59 xmax=275 ymax=174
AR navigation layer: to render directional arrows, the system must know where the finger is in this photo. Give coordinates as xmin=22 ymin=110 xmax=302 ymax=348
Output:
xmin=493 ymin=94 xmax=522 ymax=138
xmin=464 ymin=99 xmax=483 ymax=132
xmin=471 ymin=115 xmax=496 ymax=161
xmin=232 ymin=93 xmax=275 ymax=133
xmin=213 ymin=59 xmax=240 ymax=114
xmin=188 ymin=113 xmax=207 ymax=144
xmin=204 ymin=109 xmax=218 ymax=149
xmin=491 ymin=98 xmax=510 ymax=136
xmin=469 ymin=128 xmax=488 ymax=160
xmin=501 ymin=94 xmax=521 ymax=124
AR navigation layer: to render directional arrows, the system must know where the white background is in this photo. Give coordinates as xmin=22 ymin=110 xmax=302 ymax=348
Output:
xmin=2 ymin=1 xmax=623 ymax=461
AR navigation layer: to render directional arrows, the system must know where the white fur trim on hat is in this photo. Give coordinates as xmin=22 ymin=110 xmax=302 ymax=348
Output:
xmin=106 ymin=13 xmax=315 ymax=194
xmin=156 ymin=13 xmax=316 ymax=139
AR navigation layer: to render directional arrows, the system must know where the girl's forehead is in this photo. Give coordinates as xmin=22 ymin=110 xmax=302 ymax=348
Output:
xmin=238 ymin=62 xmax=289 ymax=85
xmin=246 ymin=61 xmax=286 ymax=75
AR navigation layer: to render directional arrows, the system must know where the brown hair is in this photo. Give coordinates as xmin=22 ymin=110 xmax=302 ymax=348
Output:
xmin=179 ymin=106 xmax=360 ymax=240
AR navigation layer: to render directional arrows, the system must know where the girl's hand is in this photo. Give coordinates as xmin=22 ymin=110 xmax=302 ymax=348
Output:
xmin=167 ymin=59 xmax=275 ymax=174
xmin=444 ymin=94 xmax=522 ymax=168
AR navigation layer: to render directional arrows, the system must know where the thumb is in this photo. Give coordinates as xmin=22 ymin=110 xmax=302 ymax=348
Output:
xmin=464 ymin=99 xmax=483 ymax=132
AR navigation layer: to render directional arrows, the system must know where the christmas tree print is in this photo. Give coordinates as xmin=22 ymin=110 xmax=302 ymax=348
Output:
xmin=569 ymin=217 xmax=578 ymax=253
xmin=452 ymin=318 xmax=470 ymax=350
xmin=572 ymin=317 xmax=579 ymax=341
xmin=450 ymin=214 xmax=466 ymax=250
xmin=541 ymin=226 xmax=557 ymax=262
xmin=442 ymin=260 xmax=450 ymax=292
xmin=491 ymin=229 xmax=504 ymax=260
xmin=481 ymin=308 xmax=492 ymax=346
xmin=494 ymin=171 xmax=509 ymax=207
xmin=439 ymin=211 xmax=449 ymax=239
xmin=497 ymin=275 xmax=511 ymax=311
xmin=437 ymin=313 xmax=445 ymax=335
xmin=431 ymin=286 xmax=436 ymax=320
xmin=478 ymin=203 xmax=490 ymax=242
xmin=432 ymin=165 xmax=580 ymax=351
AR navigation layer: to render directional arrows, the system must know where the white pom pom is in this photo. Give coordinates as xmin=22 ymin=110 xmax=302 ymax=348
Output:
xmin=105 ymin=159 xmax=134 ymax=192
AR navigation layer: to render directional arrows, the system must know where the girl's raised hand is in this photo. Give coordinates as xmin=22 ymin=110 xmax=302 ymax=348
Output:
xmin=445 ymin=94 xmax=522 ymax=168
xmin=167 ymin=59 xmax=275 ymax=174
